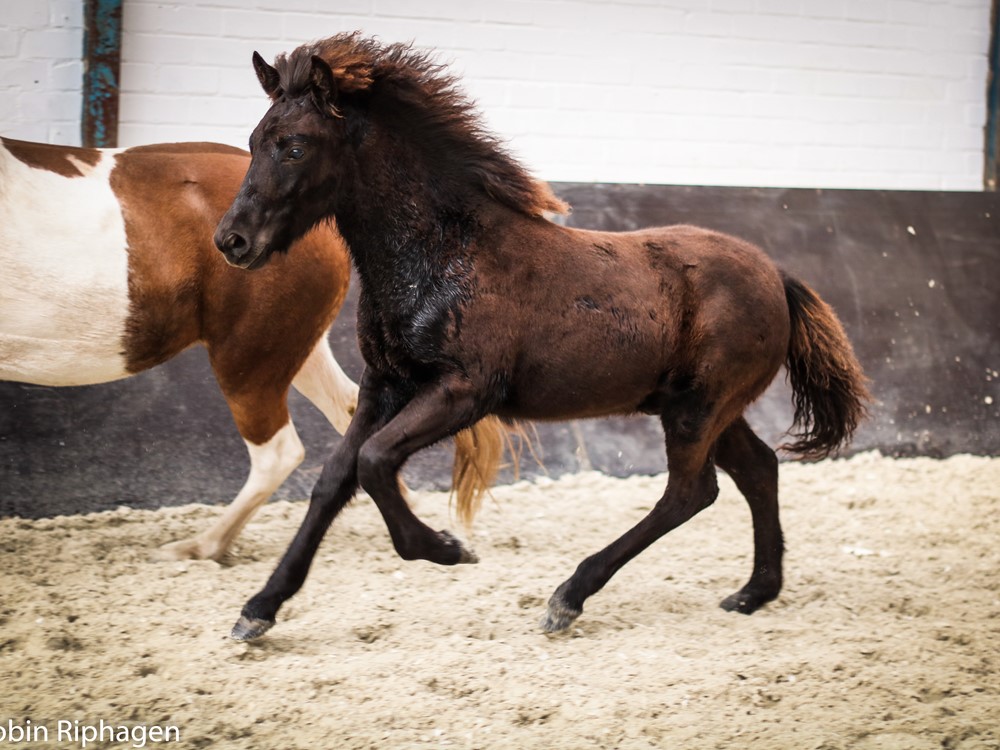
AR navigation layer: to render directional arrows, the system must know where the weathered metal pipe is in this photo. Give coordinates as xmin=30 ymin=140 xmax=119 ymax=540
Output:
xmin=81 ymin=0 xmax=122 ymax=148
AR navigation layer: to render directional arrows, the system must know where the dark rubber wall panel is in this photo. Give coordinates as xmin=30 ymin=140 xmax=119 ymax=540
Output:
xmin=2 ymin=184 xmax=997 ymax=518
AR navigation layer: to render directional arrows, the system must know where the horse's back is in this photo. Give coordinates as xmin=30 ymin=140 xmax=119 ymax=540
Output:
xmin=0 ymin=139 xmax=256 ymax=384
xmin=472 ymin=217 xmax=789 ymax=420
xmin=638 ymin=223 xmax=789 ymax=332
xmin=562 ymin=222 xmax=790 ymax=352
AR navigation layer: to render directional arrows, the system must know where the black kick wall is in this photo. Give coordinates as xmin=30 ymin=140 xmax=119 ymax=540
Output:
xmin=1 ymin=184 xmax=998 ymax=518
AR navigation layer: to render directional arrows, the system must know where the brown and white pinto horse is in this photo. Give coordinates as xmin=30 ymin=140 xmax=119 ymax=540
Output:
xmin=0 ymin=137 xmax=505 ymax=561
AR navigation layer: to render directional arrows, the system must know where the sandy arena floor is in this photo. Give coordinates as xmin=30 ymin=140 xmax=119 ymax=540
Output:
xmin=1 ymin=452 xmax=998 ymax=749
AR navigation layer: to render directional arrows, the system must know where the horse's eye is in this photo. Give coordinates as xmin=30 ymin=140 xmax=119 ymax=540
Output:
xmin=286 ymin=146 xmax=305 ymax=161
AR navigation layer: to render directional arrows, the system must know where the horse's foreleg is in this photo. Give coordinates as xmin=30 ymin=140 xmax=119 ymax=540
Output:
xmin=291 ymin=334 xmax=359 ymax=435
xmin=231 ymin=376 xmax=389 ymax=641
xmin=157 ymin=420 xmax=305 ymax=561
xmin=714 ymin=417 xmax=783 ymax=614
xmin=541 ymin=437 xmax=720 ymax=633
xmin=356 ymin=376 xmax=481 ymax=566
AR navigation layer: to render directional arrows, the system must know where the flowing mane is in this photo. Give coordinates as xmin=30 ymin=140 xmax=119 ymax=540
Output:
xmin=271 ymin=32 xmax=569 ymax=218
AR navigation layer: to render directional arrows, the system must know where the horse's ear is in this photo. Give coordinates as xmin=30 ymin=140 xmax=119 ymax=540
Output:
xmin=309 ymin=55 xmax=341 ymax=117
xmin=253 ymin=51 xmax=281 ymax=99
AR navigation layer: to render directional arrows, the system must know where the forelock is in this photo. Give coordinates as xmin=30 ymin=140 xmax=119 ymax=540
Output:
xmin=274 ymin=33 xmax=378 ymax=98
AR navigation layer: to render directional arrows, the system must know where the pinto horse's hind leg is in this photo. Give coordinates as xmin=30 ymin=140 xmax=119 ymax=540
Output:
xmin=542 ymin=433 xmax=720 ymax=633
xmin=157 ymin=419 xmax=305 ymax=561
xmin=291 ymin=335 xmax=359 ymax=434
xmin=715 ymin=417 xmax=783 ymax=614
xmin=156 ymin=372 xmax=302 ymax=561
xmin=158 ymin=337 xmax=358 ymax=562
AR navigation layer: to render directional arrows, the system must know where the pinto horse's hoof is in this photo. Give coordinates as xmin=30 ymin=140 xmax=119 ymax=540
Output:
xmin=154 ymin=536 xmax=219 ymax=562
xmin=231 ymin=615 xmax=275 ymax=641
xmin=540 ymin=591 xmax=582 ymax=633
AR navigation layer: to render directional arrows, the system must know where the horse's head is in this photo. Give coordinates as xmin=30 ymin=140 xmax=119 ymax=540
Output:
xmin=215 ymin=51 xmax=356 ymax=269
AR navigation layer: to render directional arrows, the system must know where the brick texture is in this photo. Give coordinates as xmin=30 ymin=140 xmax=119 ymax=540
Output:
xmin=0 ymin=0 xmax=992 ymax=189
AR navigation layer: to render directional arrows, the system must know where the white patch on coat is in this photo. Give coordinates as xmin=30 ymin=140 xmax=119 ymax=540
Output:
xmin=0 ymin=142 xmax=131 ymax=385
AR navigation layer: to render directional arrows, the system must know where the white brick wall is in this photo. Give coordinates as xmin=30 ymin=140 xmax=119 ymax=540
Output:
xmin=0 ymin=0 xmax=992 ymax=189
xmin=0 ymin=0 xmax=83 ymax=144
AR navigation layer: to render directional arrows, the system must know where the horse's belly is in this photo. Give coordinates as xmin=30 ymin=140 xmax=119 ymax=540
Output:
xmin=502 ymin=347 xmax=662 ymax=420
xmin=0 ymin=265 xmax=131 ymax=386
xmin=0 ymin=332 xmax=130 ymax=386
xmin=0 ymin=150 xmax=132 ymax=386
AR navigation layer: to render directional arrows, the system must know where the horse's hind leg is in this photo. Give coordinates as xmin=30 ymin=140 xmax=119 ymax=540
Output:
xmin=291 ymin=334 xmax=359 ymax=435
xmin=157 ymin=392 xmax=304 ymax=562
xmin=715 ymin=417 xmax=783 ymax=613
xmin=542 ymin=434 xmax=720 ymax=632
xmin=160 ymin=337 xmax=356 ymax=562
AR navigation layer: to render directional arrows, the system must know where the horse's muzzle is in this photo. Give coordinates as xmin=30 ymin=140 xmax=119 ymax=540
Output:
xmin=215 ymin=228 xmax=266 ymax=270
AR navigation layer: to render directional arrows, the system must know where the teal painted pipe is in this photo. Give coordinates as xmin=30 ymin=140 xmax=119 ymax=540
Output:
xmin=82 ymin=0 xmax=122 ymax=147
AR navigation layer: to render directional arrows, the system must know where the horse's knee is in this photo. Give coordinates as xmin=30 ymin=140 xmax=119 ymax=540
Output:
xmin=690 ymin=467 xmax=720 ymax=513
xmin=356 ymin=440 xmax=391 ymax=496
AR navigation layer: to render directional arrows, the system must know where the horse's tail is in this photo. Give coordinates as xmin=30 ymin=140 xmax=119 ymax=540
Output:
xmin=781 ymin=273 xmax=871 ymax=459
xmin=451 ymin=417 xmax=530 ymax=529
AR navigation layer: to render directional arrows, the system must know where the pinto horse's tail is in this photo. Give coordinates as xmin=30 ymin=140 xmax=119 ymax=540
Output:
xmin=451 ymin=417 xmax=532 ymax=529
xmin=781 ymin=273 xmax=871 ymax=459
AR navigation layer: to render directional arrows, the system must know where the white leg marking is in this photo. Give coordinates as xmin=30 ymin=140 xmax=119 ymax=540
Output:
xmin=157 ymin=421 xmax=305 ymax=561
xmin=292 ymin=335 xmax=359 ymax=435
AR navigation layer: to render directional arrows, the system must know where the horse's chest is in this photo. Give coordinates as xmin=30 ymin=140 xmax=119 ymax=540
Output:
xmin=357 ymin=292 xmax=458 ymax=378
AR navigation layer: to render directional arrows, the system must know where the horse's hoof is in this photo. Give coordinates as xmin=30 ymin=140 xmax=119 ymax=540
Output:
xmin=438 ymin=530 xmax=479 ymax=565
xmin=231 ymin=615 xmax=275 ymax=641
xmin=150 ymin=537 xmax=226 ymax=562
xmin=154 ymin=537 xmax=214 ymax=562
xmin=720 ymin=583 xmax=778 ymax=614
xmin=540 ymin=592 xmax=581 ymax=633
xmin=719 ymin=593 xmax=752 ymax=613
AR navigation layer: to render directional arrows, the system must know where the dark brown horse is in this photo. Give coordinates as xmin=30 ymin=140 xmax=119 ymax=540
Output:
xmin=216 ymin=33 xmax=870 ymax=641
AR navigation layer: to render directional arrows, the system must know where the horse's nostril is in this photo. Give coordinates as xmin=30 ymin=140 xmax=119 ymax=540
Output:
xmin=224 ymin=232 xmax=248 ymax=256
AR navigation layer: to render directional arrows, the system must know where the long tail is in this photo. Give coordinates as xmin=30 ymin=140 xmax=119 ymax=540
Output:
xmin=451 ymin=417 xmax=531 ymax=529
xmin=781 ymin=273 xmax=871 ymax=459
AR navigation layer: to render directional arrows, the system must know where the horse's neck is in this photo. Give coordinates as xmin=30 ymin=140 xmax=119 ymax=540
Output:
xmin=347 ymin=205 xmax=472 ymax=307
xmin=337 ymin=139 xmax=474 ymax=288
